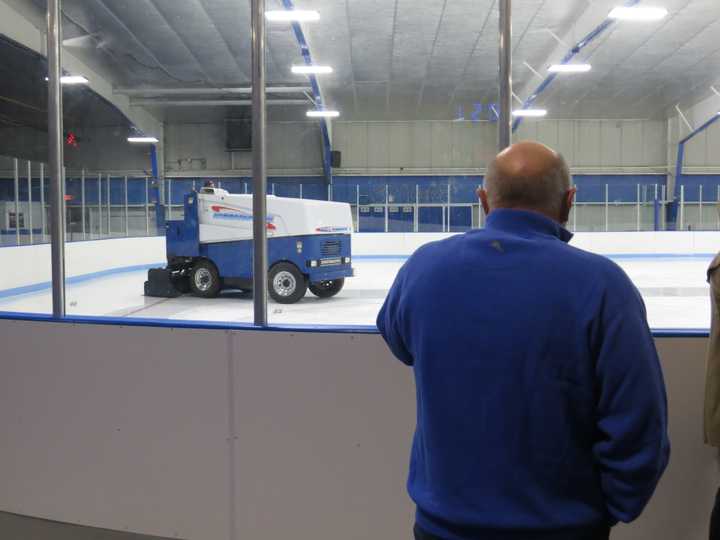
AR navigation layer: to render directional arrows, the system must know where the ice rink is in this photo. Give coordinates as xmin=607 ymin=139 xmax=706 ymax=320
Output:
xmin=0 ymin=254 xmax=712 ymax=329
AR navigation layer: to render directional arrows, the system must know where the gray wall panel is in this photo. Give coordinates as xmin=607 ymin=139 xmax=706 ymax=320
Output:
xmin=602 ymin=121 xmax=623 ymax=168
xmin=162 ymin=119 xmax=668 ymax=175
xmin=367 ymin=123 xmax=391 ymax=169
xmin=621 ymin=121 xmax=645 ymax=167
xmin=411 ymin=121 xmax=433 ymax=169
xmin=575 ymin=120 xmax=602 ymax=167
xmin=0 ymin=320 xmax=715 ymax=540
xmin=431 ymin=122 xmax=452 ymax=169
xmin=685 ymin=130 xmax=707 ymax=168
xmin=557 ymin=120 xmax=577 ymax=165
xmin=389 ymin=122 xmax=412 ymax=168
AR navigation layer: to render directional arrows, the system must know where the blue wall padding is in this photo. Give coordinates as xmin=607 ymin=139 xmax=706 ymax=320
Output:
xmin=674 ymin=175 xmax=720 ymax=202
xmin=572 ymin=175 xmax=666 ymax=203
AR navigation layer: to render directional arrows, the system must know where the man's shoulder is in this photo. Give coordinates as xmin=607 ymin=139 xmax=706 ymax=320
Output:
xmin=408 ymin=234 xmax=465 ymax=260
xmin=562 ymin=242 xmax=637 ymax=291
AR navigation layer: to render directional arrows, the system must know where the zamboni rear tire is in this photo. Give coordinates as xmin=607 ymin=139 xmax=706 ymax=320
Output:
xmin=309 ymin=278 xmax=345 ymax=299
xmin=189 ymin=259 xmax=221 ymax=298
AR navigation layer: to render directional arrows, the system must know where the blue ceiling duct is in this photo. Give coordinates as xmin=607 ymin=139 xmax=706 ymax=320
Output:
xmin=281 ymin=0 xmax=333 ymax=186
xmin=513 ymin=0 xmax=641 ymax=132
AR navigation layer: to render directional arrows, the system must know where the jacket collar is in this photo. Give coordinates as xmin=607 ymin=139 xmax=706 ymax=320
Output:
xmin=484 ymin=208 xmax=573 ymax=243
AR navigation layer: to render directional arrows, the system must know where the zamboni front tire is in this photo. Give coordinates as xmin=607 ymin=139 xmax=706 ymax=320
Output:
xmin=269 ymin=262 xmax=307 ymax=304
xmin=189 ymin=259 xmax=221 ymax=298
xmin=309 ymin=278 xmax=345 ymax=299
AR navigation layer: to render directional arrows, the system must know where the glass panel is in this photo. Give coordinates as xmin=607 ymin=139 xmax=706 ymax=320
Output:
xmin=0 ymin=0 xmax=707 ymax=328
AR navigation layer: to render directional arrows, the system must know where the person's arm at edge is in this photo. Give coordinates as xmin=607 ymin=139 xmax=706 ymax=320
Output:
xmin=376 ymin=262 xmax=414 ymax=366
xmin=592 ymin=271 xmax=670 ymax=524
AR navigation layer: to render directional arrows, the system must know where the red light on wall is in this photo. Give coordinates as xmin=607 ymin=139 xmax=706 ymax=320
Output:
xmin=65 ymin=132 xmax=78 ymax=147
xmin=64 ymin=195 xmax=74 ymax=201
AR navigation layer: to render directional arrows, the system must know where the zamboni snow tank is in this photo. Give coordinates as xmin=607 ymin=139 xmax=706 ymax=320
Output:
xmin=145 ymin=187 xmax=354 ymax=304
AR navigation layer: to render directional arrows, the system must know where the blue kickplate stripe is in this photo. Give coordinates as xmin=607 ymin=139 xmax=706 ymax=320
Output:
xmin=0 ymin=310 xmax=379 ymax=334
xmin=0 ymin=263 xmax=164 ymax=300
xmin=0 ymin=310 xmax=707 ymax=337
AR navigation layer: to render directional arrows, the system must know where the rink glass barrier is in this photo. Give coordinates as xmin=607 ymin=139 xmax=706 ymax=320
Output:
xmin=5 ymin=155 xmax=720 ymax=247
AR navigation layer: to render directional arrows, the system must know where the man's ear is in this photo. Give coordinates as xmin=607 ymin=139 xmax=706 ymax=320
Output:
xmin=478 ymin=188 xmax=491 ymax=216
xmin=559 ymin=187 xmax=576 ymax=224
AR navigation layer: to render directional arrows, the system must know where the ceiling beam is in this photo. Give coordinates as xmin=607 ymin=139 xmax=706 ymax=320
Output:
xmin=115 ymin=87 xmax=312 ymax=96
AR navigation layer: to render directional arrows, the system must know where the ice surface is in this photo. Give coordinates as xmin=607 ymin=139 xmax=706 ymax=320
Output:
xmin=0 ymin=255 xmax=712 ymax=330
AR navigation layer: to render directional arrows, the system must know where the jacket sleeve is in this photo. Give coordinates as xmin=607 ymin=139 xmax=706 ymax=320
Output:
xmin=592 ymin=272 xmax=670 ymax=524
xmin=376 ymin=263 xmax=414 ymax=366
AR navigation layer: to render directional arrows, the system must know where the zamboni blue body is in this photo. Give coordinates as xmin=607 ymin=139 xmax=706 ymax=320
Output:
xmin=145 ymin=188 xmax=354 ymax=304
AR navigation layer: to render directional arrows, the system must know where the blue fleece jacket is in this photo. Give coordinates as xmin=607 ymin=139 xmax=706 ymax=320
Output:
xmin=377 ymin=209 xmax=670 ymax=539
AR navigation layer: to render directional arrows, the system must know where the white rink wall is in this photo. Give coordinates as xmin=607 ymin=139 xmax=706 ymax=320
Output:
xmin=1 ymin=237 xmax=165 ymax=292
xmin=353 ymin=231 xmax=720 ymax=257
xmin=3 ymin=231 xmax=720 ymax=293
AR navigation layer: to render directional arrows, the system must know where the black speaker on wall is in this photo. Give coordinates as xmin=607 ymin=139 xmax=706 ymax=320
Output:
xmin=331 ymin=150 xmax=342 ymax=168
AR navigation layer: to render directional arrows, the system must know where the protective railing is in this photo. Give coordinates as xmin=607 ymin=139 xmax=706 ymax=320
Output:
xmin=3 ymin=155 xmax=720 ymax=246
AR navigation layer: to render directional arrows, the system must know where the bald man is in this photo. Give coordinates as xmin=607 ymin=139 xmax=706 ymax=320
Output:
xmin=377 ymin=141 xmax=669 ymax=540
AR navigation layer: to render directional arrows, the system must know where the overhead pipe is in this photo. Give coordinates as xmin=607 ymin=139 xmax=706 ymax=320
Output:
xmin=281 ymin=0 xmax=334 ymax=187
xmin=130 ymin=99 xmax=309 ymax=107
xmin=513 ymin=0 xmax=640 ymax=132
xmin=115 ymin=86 xmax=312 ymax=96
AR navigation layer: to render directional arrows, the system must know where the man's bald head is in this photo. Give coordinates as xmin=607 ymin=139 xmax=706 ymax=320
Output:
xmin=482 ymin=141 xmax=573 ymax=222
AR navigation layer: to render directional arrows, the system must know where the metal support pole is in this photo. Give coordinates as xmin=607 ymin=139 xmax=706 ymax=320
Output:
xmin=679 ymin=185 xmax=685 ymax=230
xmin=385 ymin=185 xmax=389 ymax=233
xmin=48 ymin=0 xmax=65 ymax=316
xmin=604 ymin=183 xmax=609 ymax=232
xmin=167 ymin=178 xmax=173 ymax=221
xmin=124 ymin=175 xmax=129 ymax=236
xmin=40 ymin=163 xmax=45 ymax=241
xmin=355 ymin=185 xmax=360 ymax=232
xmin=251 ymin=0 xmax=268 ymax=326
xmin=272 ymin=183 xmax=276 ymax=196
xmin=572 ymin=186 xmax=577 ymax=232
xmin=662 ymin=185 xmax=667 ymax=230
xmin=717 ymin=185 xmax=720 ymax=231
xmin=636 ymin=183 xmax=640 ymax=232
xmin=63 ymin=166 xmax=66 ymax=238
xmin=498 ymin=0 xmax=512 ymax=151
xmin=447 ymin=183 xmax=451 ymax=232
xmin=98 ymin=173 xmax=102 ymax=236
xmin=300 ymin=183 xmax=303 ymax=199
xmin=27 ymin=161 xmax=33 ymax=244
xmin=107 ymin=175 xmax=111 ymax=235
xmin=13 ymin=159 xmax=19 ymax=245
xmin=145 ymin=177 xmax=150 ymax=235
xmin=415 ymin=184 xmax=419 ymax=233
xmin=699 ymin=185 xmax=704 ymax=230
xmin=81 ymin=169 xmax=86 ymax=240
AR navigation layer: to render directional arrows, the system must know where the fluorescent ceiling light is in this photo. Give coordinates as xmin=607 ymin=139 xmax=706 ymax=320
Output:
xmin=45 ymin=75 xmax=89 ymax=84
xmin=265 ymin=10 xmax=319 ymax=22
xmin=306 ymin=110 xmax=340 ymax=118
xmin=512 ymin=109 xmax=547 ymax=118
xmin=608 ymin=6 xmax=668 ymax=21
xmin=127 ymin=136 xmax=159 ymax=144
xmin=292 ymin=65 xmax=333 ymax=74
xmin=548 ymin=63 xmax=592 ymax=73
